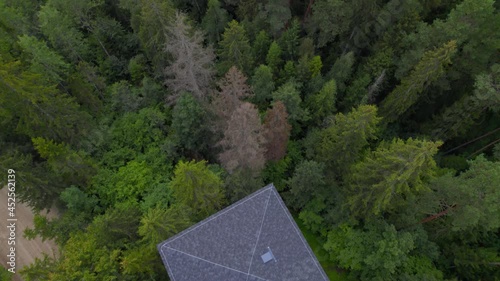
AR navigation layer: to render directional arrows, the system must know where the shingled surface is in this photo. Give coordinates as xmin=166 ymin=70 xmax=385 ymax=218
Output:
xmin=157 ymin=184 xmax=329 ymax=281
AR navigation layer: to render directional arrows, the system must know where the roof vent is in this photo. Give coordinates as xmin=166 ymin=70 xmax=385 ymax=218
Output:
xmin=261 ymin=247 xmax=276 ymax=264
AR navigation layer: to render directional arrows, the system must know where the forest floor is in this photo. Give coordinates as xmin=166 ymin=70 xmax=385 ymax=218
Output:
xmin=0 ymin=187 xmax=59 ymax=281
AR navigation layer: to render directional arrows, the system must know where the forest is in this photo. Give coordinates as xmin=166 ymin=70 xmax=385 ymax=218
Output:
xmin=0 ymin=0 xmax=499 ymax=280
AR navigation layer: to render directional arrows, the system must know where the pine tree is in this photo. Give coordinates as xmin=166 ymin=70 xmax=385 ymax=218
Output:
xmin=277 ymin=19 xmax=300 ymax=61
xmin=266 ymin=41 xmax=283 ymax=75
xmin=347 ymin=138 xmax=441 ymax=217
xmin=201 ymin=0 xmax=229 ymax=45
xmin=211 ymin=66 xmax=253 ymax=128
xmin=171 ymin=160 xmax=224 ymax=217
xmin=263 ymin=101 xmax=291 ymax=161
xmin=252 ymin=30 xmax=272 ymax=65
xmin=380 ymin=40 xmax=457 ymax=123
xmin=218 ymin=20 xmax=254 ymax=75
xmin=17 ymin=35 xmax=69 ymax=83
xmin=272 ymin=81 xmax=309 ymax=123
xmin=307 ymin=79 xmax=337 ymax=124
xmin=317 ymin=105 xmax=380 ymax=174
xmin=426 ymin=64 xmax=500 ymax=140
xmin=0 ymin=59 xmax=91 ymax=144
xmin=261 ymin=0 xmax=291 ymax=37
xmin=250 ymin=64 xmax=275 ymax=109
xmin=164 ymin=12 xmax=215 ymax=103
xmin=218 ymin=102 xmax=266 ymax=175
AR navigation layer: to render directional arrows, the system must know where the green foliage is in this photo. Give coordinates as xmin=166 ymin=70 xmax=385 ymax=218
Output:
xmin=266 ymin=41 xmax=283 ymax=75
xmin=0 ymin=59 xmax=91 ymax=144
xmin=252 ymin=30 xmax=272 ymax=65
xmin=261 ymin=0 xmax=291 ymax=37
xmin=218 ymin=20 xmax=254 ymax=75
xmin=272 ymin=81 xmax=310 ymax=123
xmin=37 ymin=3 xmax=89 ymax=62
xmin=347 ymin=138 xmax=441 ymax=217
xmin=32 ymin=137 xmax=97 ymax=187
xmin=427 ymin=64 xmax=500 ymax=140
xmin=324 ymin=220 xmax=419 ymax=281
xmin=17 ymin=35 xmax=69 ymax=83
xmin=139 ymin=205 xmax=192 ymax=245
xmin=277 ymin=19 xmax=300 ymax=61
xmin=317 ymin=105 xmax=380 ymax=175
xmin=308 ymin=56 xmax=323 ymax=78
xmin=19 ymin=254 xmax=55 ymax=281
xmin=287 ymin=160 xmax=326 ymax=210
xmin=0 ymin=266 xmax=13 ymax=281
xmin=171 ymin=160 xmax=224 ymax=217
xmin=201 ymin=0 xmax=229 ymax=44
xmin=171 ymin=92 xmax=209 ymax=153
xmin=328 ymin=52 xmax=355 ymax=96
xmin=424 ymin=156 xmax=500 ymax=232
xmin=381 ymin=40 xmax=457 ymax=123
xmin=251 ymin=64 xmax=275 ymax=109
xmin=128 ymin=0 xmax=174 ymax=75
xmin=307 ymin=79 xmax=337 ymax=124
xmin=309 ymin=0 xmax=352 ymax=47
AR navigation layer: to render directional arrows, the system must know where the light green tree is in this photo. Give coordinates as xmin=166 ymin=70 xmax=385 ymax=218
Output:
xmin=317 ymin=105 xmax=380 ymax=174
xmin=266 ymin=41 xmax=283 ymax=75
xmin=17 ymin=35 xmax=69 ymax=83
xmin=307 ymin=79 xmax=337 ymax=124
xmin=171 ymin=160 xmax=224 ymax=217
xmin=347 ymin=138 xmax=441 ymax=217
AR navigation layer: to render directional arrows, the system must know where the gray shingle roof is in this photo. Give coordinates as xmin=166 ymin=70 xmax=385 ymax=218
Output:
xmin=157 ymin=184 xmax=329 ymax=281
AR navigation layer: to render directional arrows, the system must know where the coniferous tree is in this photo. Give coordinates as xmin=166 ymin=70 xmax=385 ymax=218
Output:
xmin=171 ymin=160 xmax=224 ymax=217
xmin=380 ymin=40 xmax=457 ymax=123
xmin=252 ymin=30 xmax=272 ymax=65
xmin=426 ymin=64 xmax=500 ymax=140
xmin=218 ymin=20 xmax=254 ymax=75
xmin=346 ymin=138 xmax=441 ymax=217
xmin=218 ymin=102 xmax=266 ymax=175
xmin=263 ymin=101 xmax=291 ymax=161
xmin=211 ymin=66 xmax=253 ymax=128
xmin=266 ymin=41 xmax=283 ymax=76
xmin=317 ymin=105 xmax=380 ymax=174
xmin=201 ymin=0 xmax=229 ymax=45
xmin=307 ymin=79 xmax=337 ymax=124
xmin=250 ymin=64 xmax=275 ymax=109
xmin=164 ymin=12 xmax=215 ymax=103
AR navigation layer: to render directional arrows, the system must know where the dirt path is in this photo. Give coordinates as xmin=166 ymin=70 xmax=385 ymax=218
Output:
xmin=0 ymin=187 xmax=59 ymax=281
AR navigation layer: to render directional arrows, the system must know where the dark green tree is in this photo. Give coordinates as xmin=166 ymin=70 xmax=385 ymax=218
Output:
xmin=201 ymin=0 xmax=229 ymax=45
xmin=380 ymin=41 xmax=457 ymax=123
xmin=218 ymin=20 xmax=254 ymax=75
xmin=250 ymin=64 xmax=275 ymax=109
